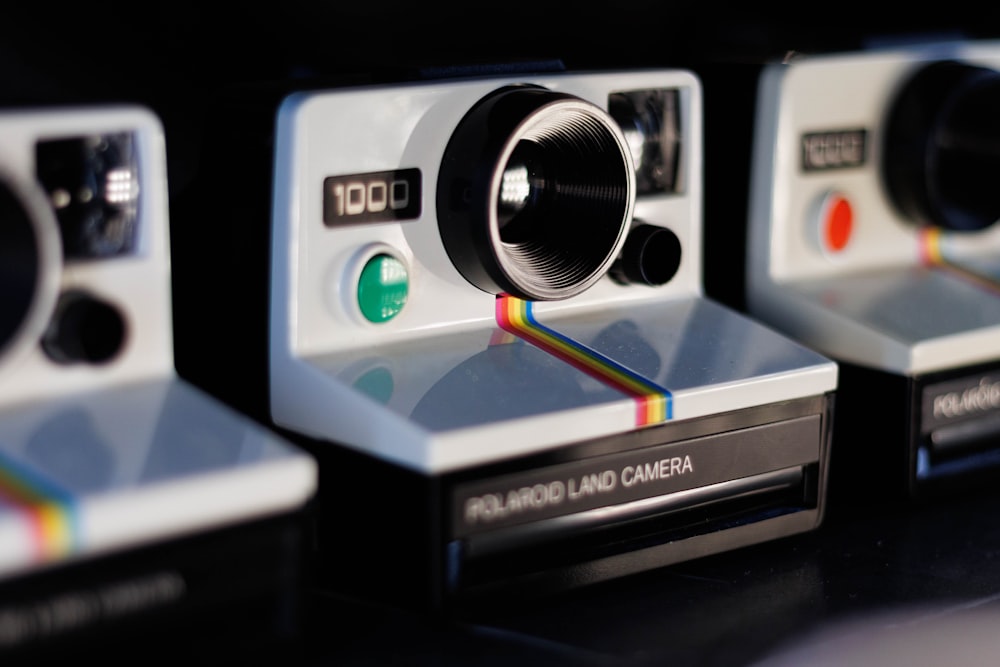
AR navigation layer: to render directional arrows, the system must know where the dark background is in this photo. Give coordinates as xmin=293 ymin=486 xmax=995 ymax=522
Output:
xmin=9 ymin=4 xmax=1000 ymax=664
xmin=6 ymin=3 xmax=995 ymax=316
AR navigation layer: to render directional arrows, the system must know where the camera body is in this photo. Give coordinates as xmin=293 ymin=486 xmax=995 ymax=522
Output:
xmin=0 ymin=106 xmax=316 ymax=658
xmin=270 ymin=68 xmax=837 ymax=608
xmin=747 ymin=41 xmax=1000 ymax=501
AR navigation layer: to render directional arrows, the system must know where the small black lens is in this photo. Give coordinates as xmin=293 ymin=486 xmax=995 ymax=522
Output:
xmin=41 ymin=291 xmax=127 ymax=365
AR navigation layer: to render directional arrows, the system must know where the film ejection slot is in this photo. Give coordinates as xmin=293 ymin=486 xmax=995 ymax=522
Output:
xmin=449 ymin=411 xmax=824 ymax=591
xmin=460 ymin=467 xmax=806 ymax=558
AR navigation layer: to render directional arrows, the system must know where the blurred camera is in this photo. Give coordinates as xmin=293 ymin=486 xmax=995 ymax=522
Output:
xmin=0 ymin=106 xmax=316 ymax=658
xmin=269 ymin=68 xmax=837 ymax=608
xmin=747 ymin=41 xmax=1000 ymax=502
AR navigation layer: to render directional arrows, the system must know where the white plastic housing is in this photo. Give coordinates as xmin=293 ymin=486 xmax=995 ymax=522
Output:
xmin=272 ymin=70 xmax=838 ymax=473
xmin=0 ymin=106 xmax=316 ymax=580
xmin=0 ymin=107 xmax=172 ymax=402
xmin=748 ymin=41 xmax=1000 ymax=375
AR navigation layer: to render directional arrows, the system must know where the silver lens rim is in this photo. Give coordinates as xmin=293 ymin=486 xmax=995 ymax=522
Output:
xmin=486 ymin=97 xmax=636 ymax=301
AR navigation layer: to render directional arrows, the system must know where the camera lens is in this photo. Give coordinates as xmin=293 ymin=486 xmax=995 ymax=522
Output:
xmin=495 ymin=141 xmax=547 ymax=244
xmin=0 ymin=174 xmax=61 ymax=371
xmin=883 ymin=60 xmax=1000 ymax=232
xmin=437 ymin=85 xmax=635 ymax=301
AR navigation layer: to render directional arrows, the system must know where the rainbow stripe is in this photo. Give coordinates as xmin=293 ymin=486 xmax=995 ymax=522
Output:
xmin=918 ymin=226 xmax=944 ymax=266
xmin=0 ymin=451 xmax=79 ymax=562
xmin=919 ymin=227 xmax=1000 ymax=296
xmin=495 ymin=295 xmax=672 ymax=426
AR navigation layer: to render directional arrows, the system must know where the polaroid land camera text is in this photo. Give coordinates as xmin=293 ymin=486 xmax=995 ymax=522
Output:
xmin=269 ymin=69 xmax=837 ymax=607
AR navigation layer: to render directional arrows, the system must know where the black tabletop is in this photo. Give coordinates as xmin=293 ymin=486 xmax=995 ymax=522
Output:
xmin=288 ymin=489 xmax=1000 ymax=665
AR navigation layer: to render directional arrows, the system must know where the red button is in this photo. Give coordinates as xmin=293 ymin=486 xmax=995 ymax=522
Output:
xmin=818 ymin=192 xmax=853 ymax=254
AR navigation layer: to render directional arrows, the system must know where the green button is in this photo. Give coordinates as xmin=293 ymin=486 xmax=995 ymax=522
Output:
xmin=357 ymin=253 xmax=408 ymax=323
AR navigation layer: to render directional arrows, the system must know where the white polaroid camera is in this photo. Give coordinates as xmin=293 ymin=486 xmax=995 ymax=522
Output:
xmin=747 ymin=40 xmax=1000 ymax=501
xmin=270 ymin=68 xmax=837 ymax=608
xmin=0 ymin=106 xmax=316 ymax=658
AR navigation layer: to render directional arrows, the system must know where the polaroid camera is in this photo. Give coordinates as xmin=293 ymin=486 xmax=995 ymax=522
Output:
xmin=0 ymin=106 xmax=317 ymax=658
xmin=747 ymin=40 xmax=1000 ymax=503
xmin=269 ymin=68 xmax=838 ymax=609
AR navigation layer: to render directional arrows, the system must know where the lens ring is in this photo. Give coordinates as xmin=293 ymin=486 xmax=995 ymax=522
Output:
xmin=437 ymin=86 xmax=636 ymax=301
xmin=0 ymin=168 xmax=62 ymax=373
xmin=883 ymin=60 xmax=1000 ymax=231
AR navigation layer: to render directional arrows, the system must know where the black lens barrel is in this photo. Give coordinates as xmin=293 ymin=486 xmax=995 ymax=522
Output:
xmin=437 ymin=85 xmax=635 ymax=301
xmin=884 ymin=60 xmax=1000 ymax=232
xmin=0 ymin=174 xmax=61 ymax=369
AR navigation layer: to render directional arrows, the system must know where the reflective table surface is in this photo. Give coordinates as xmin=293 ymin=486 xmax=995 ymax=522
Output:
xmin=294 ymin=489 xmax=1000 ymax=666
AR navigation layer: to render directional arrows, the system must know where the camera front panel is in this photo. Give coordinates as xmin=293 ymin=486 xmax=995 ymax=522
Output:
xmin=270 ymin=71 xmax=702 ymax=359
xmin=0 ymin=107 xmax=173 ymax=406
xmin=748 ymin=41 xmax=1000 ymax=375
